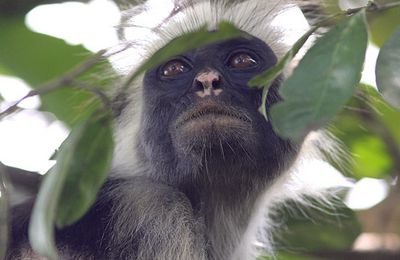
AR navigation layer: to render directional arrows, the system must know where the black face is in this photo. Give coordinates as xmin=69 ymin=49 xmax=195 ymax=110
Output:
xmin=141 ymin=34 xmax=295 ymax=185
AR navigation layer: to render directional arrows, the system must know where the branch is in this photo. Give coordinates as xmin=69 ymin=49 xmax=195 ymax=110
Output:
xmin=0 ymin=49 xmax=107 ymax=120
xmin=303 ymin=0 xmax=400 ymax=29
xmin=344 ymin=1 xmax=400 ymax=16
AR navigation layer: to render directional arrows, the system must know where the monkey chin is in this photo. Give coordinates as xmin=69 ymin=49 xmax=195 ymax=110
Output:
xmin=171 ymin=102 xmax=257 ymax=157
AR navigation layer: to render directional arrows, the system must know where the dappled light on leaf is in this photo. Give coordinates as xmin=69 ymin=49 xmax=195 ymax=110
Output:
xmin=270 ymin=11 xmax=368 ymax=141
xmin=29 ymin=110 xmax=114 ymax=259
xmin=376 ymin=27 xmax=400 ymax=108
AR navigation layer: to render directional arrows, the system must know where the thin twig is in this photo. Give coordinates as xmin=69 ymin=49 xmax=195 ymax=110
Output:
xmin=154 ymin=1 xmax=184 ymax=31
xmin=0 ymin=49 xmax=107 ymax=120
xmin=345 ymin=0 xmax=400 ymax=15
xmin=305 ymin=0 xmax=400 ymax=28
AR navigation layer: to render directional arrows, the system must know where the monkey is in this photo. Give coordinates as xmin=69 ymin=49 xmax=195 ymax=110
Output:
xmin=7 ymin=0 xmax=339 ymax=259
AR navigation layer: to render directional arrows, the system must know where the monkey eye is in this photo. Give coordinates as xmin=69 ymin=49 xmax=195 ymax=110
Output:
xmin=161 ymin=59 xmax=191 ymax=77
xmin=228 ymin=52 xmax=258 ymax=69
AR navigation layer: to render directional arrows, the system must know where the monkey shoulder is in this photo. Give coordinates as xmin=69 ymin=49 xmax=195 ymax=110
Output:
xmin=7 ymin=176 xmax=201 ymax=259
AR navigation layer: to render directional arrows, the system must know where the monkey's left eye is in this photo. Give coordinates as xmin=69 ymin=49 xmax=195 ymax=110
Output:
xmin=228 ymin=53 xmax=258 ymax=69
xmin=161 ymin=60 xmax=191 ymax=77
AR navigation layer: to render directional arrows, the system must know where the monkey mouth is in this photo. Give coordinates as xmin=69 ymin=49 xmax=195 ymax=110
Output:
xmin=175 ymin=102 xmax=251 ymax=129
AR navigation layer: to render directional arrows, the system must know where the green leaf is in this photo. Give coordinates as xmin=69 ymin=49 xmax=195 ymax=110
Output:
xmin=0 ymin=17 xmax=103 ymax=126
xmin=376 ymin=27 xmax=400 ymax=108
xmin=248 ymin=26 xmax=318 ymax=118
xmin=270 ymin=11 xmax=368 ymax=141
xmin=29 ymin=110 xmax=114 ymax=259
xmin=368 ymin=7 xmax=400 ymax=47
xmin=249 ymin=26 xmax=318 ymax=88
xmin=0 ymin=65 xmax=11 ymax=75
xmin=55 ymin=112 xmax=114 ymax=227
xmin=352 ymin=136 xmax=392 ymax=179
xmin=273 ymin=200 xmax=360 ymax=254
xmin=332 ymin=85 xmax=399 ymax=179
xmin=122 ymin=22 xmax=242 ymax=90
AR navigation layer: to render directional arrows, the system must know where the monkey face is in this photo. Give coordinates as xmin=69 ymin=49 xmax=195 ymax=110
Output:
xmin=142 ymin=35 xmax=294 ymax=178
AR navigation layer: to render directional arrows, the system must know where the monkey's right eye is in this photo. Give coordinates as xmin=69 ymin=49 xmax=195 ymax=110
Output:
xmin=161 ymin=60 xmax=191 ymax=77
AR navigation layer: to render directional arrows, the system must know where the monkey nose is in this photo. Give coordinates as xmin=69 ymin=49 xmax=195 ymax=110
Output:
xmin=194 ymin=70 xmax=223 ymax=97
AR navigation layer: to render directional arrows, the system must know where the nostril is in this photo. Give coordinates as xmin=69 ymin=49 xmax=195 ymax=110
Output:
xmin=195 ymin=79 xmax=204 ymax=91
xmin=211 ymin=77 xmax=221 ymax=89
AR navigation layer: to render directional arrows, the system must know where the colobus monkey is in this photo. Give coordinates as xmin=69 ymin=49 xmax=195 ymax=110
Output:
xmin=8 ymin=0 xmax=339 ymax=259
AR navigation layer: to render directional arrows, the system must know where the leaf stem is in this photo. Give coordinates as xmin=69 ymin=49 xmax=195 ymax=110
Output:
xmin=310 ymin=1 xmax=400 ymax=28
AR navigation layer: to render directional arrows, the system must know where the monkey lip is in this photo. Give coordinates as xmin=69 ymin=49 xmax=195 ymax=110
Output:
xmin=175 ymin=102 xmax=251 ymax=129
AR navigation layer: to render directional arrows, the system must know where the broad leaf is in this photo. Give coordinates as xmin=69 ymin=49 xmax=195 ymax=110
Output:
xmin=55 ymin=112 xmax=114 ymax=227
xmin=248 ymin=26 xmax=318 ymax=118
xmin=369 ymin=7 xmax=400 ymax=47
xmin=332 ymin=85 xmax=399 ymax=179
xmin=376 ymin=27 xmax=400 ymax=108
xmin=0 ymin=17 xmax=104 ymax=126
xmin=352 ymin=135 xmax=392 ymax=178
xmin=29 ymin=110 xmax=114 ymax=259
xmin=249 ymin=26 xmax=318 ymax=88
xmin=270 ymin=11 xmax=368 ymax=141
xmin=272 ymin=200 xmax=360 ymax=257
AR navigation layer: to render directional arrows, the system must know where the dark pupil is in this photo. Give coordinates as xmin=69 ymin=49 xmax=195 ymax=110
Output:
xmin=163 ymin=61 xmax=186 ymax=76
xmin=231 ymin=54 xmax=256 ymax=68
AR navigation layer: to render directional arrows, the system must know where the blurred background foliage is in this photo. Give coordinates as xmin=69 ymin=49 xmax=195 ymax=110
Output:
xmin=0 ymin=0 xmax=400 ymax=259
